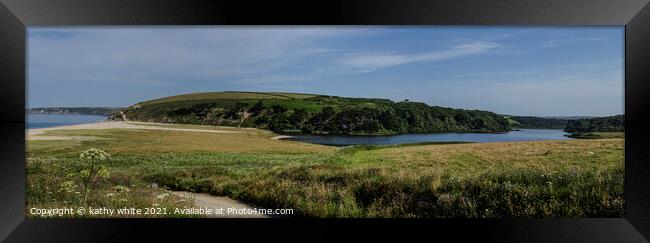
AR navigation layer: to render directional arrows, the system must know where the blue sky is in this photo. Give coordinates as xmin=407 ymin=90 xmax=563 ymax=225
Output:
xmin=28 ymin=27 xmax=623 ymax=116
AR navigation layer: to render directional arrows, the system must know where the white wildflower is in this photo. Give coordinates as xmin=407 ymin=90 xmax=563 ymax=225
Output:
xmin=80 ymin=148 xmax=110 ymax=161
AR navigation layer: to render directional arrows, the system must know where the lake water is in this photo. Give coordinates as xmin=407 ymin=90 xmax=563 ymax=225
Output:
xmin=27 ymin=113 xmax=107 ymax=129
xmin=282 ymin=129 xmax=572 ymax=146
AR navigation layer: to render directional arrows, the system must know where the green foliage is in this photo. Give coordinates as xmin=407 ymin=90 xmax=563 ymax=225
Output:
xmin=567 ymin=132 xmax=624 ymax=139
xmin=27 ymin=155 xmax=194 ymax=218
xmin=72 ymin=148 xmax=111 ymax=206
xmin=119 ymin=92 xmax=511 ymax=135
xmin=510 ymin=116 xmax=569 ymax=129
xmin=27 ymin=125 xmax=624 ymax=218
xmin=564 ymin=115 xmax=624 ymax=134
xmin=138 ymin=153 xmax=623 ymax=218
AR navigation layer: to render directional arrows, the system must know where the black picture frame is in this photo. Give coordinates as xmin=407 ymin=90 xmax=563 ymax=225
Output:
xmin=1 ymin=0 xmax=649 ymax=242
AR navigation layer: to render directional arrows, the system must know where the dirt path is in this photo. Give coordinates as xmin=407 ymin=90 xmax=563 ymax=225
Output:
xmin=171 ymin=191 xmax=271 ymax=218
xmin=27 ymin=121 xmax=245 ymax=140
xmin=237 ymin=111 xmax=251 ymax=128
xmin=120 ymin=111 xmax=129 ymax=121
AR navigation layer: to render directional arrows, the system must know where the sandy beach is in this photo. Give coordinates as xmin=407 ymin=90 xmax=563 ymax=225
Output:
xmin=27 ymin=121 xmax=244 ymax=140
xmin=270 ymin=135 xmax=294 ymax=140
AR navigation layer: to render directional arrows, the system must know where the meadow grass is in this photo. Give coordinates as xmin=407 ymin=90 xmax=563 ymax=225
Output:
xmin=138 ymin=91 xmax=314 ymax=106
xmin=27 ymin=125 xmax=624 ymax=218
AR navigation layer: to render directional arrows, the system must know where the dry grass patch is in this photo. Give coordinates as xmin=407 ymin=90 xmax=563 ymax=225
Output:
xmin=376 ymin=139 xmax=623 ymax=176
xmin=28 ymin=128 xmax=334 ymax=156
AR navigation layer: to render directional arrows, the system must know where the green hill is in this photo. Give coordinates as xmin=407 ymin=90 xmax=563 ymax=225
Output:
xmin=112 ymin=91 xmax=511 ymax=135
xmin=138 ymin=91 xmax=318 ymax=106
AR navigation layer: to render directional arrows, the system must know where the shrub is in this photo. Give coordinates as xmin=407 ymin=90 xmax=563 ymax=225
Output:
xmin=68 ymin=148 xmax=111 ymax=206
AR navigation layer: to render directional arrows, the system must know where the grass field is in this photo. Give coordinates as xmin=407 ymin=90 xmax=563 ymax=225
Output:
xmin=26 ymin=124 xmax=624 ymax=218
xmin=120 ymin=91 xmax=394 ymax=122
xmin=138 ymin=91 xmax=317 ymax=106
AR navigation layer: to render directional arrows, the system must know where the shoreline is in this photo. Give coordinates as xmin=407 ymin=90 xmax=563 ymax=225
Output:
xmin=27 ymin=121 xmax=245 ymax=140
xmin=27 ymin=121 xmax=578 ymax=144
xmin=271 ymin=135 xmax=295 ymax=140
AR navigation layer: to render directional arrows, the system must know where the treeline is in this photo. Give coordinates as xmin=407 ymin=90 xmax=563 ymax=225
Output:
xmin=28 ymin=107 xmax=122 ymax=116
xmin=564 ymin=115 xmax=624 ymax=134
xmin=510 ymin=116 xmax=569 ymax=129
xmin=281 ymin=102 xmax=511 ymax=135
xmin=119 ymin=96 xmax=511 ymax=135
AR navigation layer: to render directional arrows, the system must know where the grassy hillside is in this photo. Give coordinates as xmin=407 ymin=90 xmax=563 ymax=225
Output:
xmin=138 ymin=91 xmax=318 ymax=106
xmin=113 ymin=91 xmax=511 ymax=135
xmin=27 ymin=124 xmax=624 ymax=218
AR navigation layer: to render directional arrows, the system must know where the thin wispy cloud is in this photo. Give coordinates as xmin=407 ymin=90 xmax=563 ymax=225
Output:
xmin=339 ymin=41 xmax=500 ymax=72
xmin=545 ymin=37 xmax=607 ymax=47
xmin=29 ymin=28 xmax=360 ymax=85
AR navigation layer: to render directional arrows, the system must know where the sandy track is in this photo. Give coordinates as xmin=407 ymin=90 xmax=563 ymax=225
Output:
xmin=27 ymin=121 xmax=244 ymax=140
xmin=271 ymin=135 xmax=294 ymax=140
xmin=171 ymin=191 xmax=271 ymax=218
